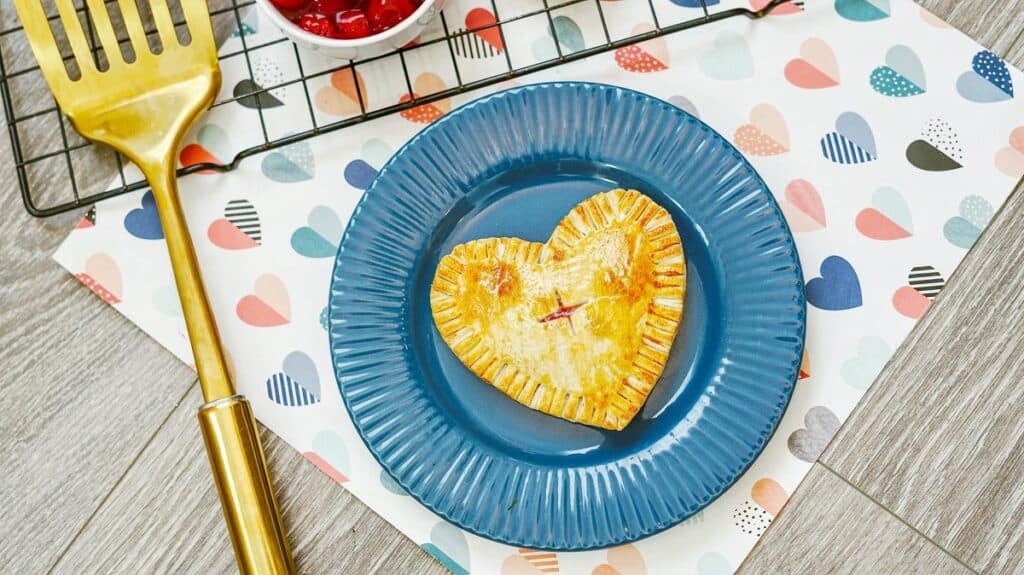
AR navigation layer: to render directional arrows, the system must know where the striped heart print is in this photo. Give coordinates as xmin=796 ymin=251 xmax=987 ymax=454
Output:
xmin=266 ymin=372 xmax=319 ymax=406
xmin=266 ymin=351 xmax=321 ymax=407
xmin=820 ymin=111 xmax=877 ymax=164
xmin=908 ymin=265 xmax=945 ymax=298
xmin=456 ymin=8 xmax=503 ymax=59
xmin=452 ymin=30 xmax=503 ymax=59
xmin=225 ymin=199 xmax=262 ymax=244
xmin=820 ymin=132 xmax=875 ymax=164
xmin=518 ymin=549 xmax=559 ymax=573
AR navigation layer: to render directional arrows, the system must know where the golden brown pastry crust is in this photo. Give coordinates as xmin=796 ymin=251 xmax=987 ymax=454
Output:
xmin=430 ymin=189 xmax=686 ymax=430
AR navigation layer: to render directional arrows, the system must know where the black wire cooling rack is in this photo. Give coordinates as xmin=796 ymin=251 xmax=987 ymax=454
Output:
xmin=0 ymin=0 xmax=798 ymax=217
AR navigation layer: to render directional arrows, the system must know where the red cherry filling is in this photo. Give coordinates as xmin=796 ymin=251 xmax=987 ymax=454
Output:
xmin=367 ymin=0 xmax=421 ymax=34
xmin=537 ymin=292 xmax=586 ymax=333
xmin=538 ymin=303 xmax=584 ymax=324
xmin=365 ymin=0 xmax=403 ymax=34
xmin=296 ymin=12 xmax=336 ymax=37
xmin=270 ymin=0 xmax=311 ymax=11
xmin=308 ymin=0 xmax=352 ymax=13
xmin=335 ymin=9 xmax=371 ymax=39
xmin=275 ymin=0 xmax=421 ymax=38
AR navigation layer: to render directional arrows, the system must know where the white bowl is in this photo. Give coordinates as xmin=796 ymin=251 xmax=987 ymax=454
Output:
xmin=255 ymin=0 xmax=446 ymax=60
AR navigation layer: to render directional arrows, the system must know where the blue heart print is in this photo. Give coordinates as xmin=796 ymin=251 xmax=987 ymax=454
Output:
xmin=806 ymin=255 xmax=863 ymax=310
xmin=344 ymin=159 xmax=378 ymax=190
xmin=291 ymin=206 xmax=344 ymax=258
xmin=380 ymin=469 xmax=408 ymax=495
xmin=265 ymin=351 xmax=321 ymax=407
xmin=261 ymin=140 xmax=315 ymax=183
xmin=671 ymin=0 xmax=720 ymax=6
xmin=957 ymin=50 xmax=1014 ymax=102
xmin=820 ymin=112 xmax=877 ymax=164
xmin=291 ymin=228 xmax=336 ymax=258
xmin=871 ymin=67 xmax=925 ymax=97
xmin=550 ymin=16 xmax=585 ymax=54
xmin=310 ymin=430 xmax=349 ymax=478
xmin=266 ymin=373 xmax=318 ymax=406
xmin=123 ymin=190 xmax=164 ymax=240
xmin=835 ymin=0 xmax=889 ymax=21
xmin=870 ymin=45 xmax=926 ymax=97
xmin=420 ymin=522 xmax=469 ymax=575
xmin=836 ymin=111 xmax=877 ymax=156
xmin=697 ymin=552 xmax=733 ymax=575
xmin=943 ymin=217 xmax=982 ymax=248
xmin=531 ymin=16 xmax=585 ymax=61
xmin=970 ymin=51 xmax=1013 ymax=96
xmin=944 ymin=195 xmax=994 ymax=248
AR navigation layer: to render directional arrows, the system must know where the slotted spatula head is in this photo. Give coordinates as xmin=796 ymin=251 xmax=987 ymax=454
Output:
xmin=14 ymin=0 xmax=221 ymax=172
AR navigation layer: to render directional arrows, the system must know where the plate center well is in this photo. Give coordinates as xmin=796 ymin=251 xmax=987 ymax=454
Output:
xmin=408 ymin=159 xmax=724 ymax=465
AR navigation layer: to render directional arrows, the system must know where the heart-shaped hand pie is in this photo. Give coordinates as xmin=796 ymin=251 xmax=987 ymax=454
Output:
xmin=430 ymin=189 xmax=686 ymax=430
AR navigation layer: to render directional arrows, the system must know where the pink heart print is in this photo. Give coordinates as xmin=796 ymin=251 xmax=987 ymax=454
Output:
xmin=236 ymin=273 xmax=291 ymax=327
xmin=208 ymin=219 xmax=259 ymax=249
xmin=591 ymin=545 xmax=647 ymax=575
xmin=750 ymin=0 xmax=803 ymax=14
xmin=734 ymin=103 xmax=790 ymax=156
xmin=614 ymin=24 xmax=669 ymax=73
xmin=75 ymin=253 xmax=122 ymax=305
xmin=892 ymin=285 xmax=931 ymax=318
xmin=316 ymin=69 xmax=368 ymax=117
xmin=995 ymin=126 xmax=1024 ymax=178
xmin=400 ymin=73 xmax=452 ymax=124
xmin=785 ymin=38 xmax=840 ymax=89
xmin=780 ymin=179 xmax=826 ymax=231
xmin=501 ymin=549 xmax=560 ymax=575
xmin=751 ymin=477 xmax=789 ymax=516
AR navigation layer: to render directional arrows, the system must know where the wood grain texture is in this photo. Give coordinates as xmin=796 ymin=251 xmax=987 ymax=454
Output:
xmin=820 ymin=177 xmax=1024 ymax=575
xmin=0 ymin=17 xmax=200 ymax=570
xmin=923 ymin=0 xmax=1024 ymax=62
xmin=0 ymin=2 xmax=251 ymax=573
xmin=0 ymin=0 xmax=1023 ymax=574
xmin=739 ymin=465 xmax=972 ymax=575
xmin=51 ymin=384 xmax=447 ymax=575
xmin=0 ymin=100 xmax=197 ymax=575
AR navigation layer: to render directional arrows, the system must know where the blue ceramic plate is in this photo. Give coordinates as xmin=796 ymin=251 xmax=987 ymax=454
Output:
xmin=329 ymin=82 xmax=805 ymax=551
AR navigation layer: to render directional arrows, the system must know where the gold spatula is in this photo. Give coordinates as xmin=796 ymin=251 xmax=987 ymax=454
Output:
xmin=13 ymin=1 xmax=295 ymax=572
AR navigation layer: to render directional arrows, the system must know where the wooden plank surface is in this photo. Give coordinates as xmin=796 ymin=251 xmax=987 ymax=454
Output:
xmin=0 ymin=60 xmax=198 ymax=575
xmin=0 ymin=0 xmax=1023 ymax=573
xmin=739 ymin=465 xmax=972 ymax=575
xmin=820 ymin=177 xmax=1024 ymax=574
xmin=51 ymin=384 xmax=446 ymax=575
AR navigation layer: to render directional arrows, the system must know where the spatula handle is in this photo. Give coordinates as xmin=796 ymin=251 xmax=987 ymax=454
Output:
xmin=148 ymin=164 xmax=234 ymax=401
xmin=147 ymin=163 xmax=296 ymax=574
xmin=199 ymin=396 xmax=297 ymax=575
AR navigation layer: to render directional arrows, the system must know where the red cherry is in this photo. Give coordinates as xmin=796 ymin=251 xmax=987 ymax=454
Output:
xmin=335 ymin=9 xmax=371 ymax=39
xmin=296 ymin=12 xmax=336 ymax=37
xmin=366 ymin=0 xmax=417 ymax=33
xmin=270 ymin=0 xmax=311 ymax=11
xmin=390 ymin=0 xmax=419 ymax=18
xmin=308 ymin=0 xmax=352 ymax=14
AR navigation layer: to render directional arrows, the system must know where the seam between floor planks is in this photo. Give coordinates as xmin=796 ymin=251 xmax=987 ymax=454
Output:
xmin=45 ymin=380 xmax=200 ymax=573
xmin=816 ymin=462 xmax=980 ymax=575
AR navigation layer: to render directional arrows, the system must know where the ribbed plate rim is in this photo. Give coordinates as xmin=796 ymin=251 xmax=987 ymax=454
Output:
xmin=328 ymin=82 xmax=806 ymax=551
